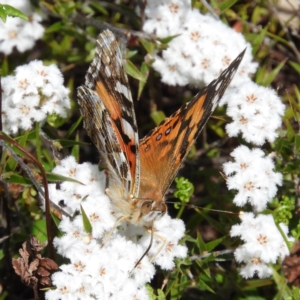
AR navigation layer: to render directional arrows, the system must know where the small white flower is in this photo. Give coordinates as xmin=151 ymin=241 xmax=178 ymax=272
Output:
xmin=223 ymin=146 xmax=282 ymax=212
xmin=231 ymin=213 xmax=293 ymax=279
xmin=1 ymin=61 xmax=70 ymax=135
xmin=221 ymin=81 xmax=285 ymax=145
xmin=143 ymin=0 xmax=190 ymax=38
xmin=0 ymin=0 xmax=44 ymax=55
xmin=143 ymin=6 xmax=257 ymax=87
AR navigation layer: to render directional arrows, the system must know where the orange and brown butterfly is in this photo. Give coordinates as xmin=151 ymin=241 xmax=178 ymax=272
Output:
xmin=77 ymin=30 xmax=245 ymax=231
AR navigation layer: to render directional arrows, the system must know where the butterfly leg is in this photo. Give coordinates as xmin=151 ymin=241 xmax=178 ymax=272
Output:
xmin=101 ymin=216 xmax=126 ymax=247
xmin=148 ymin=229 xmax=166 ymax=263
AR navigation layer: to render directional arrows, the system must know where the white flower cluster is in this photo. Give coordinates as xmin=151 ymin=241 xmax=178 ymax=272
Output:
xmin=0 ymin=0 xmax=44 ymax=55
xmin=223 ymin=145 xmax=289 ymax=278
xmin=231 ymin=213 xmax=293 ymax=278
xmin=143 ymin=0 xmax=257 ymax=86
xmin=46 ymin=156 xmax=187 ymax=300
xmin=223 ymin=146 xmax=283 ymax=212
xmin=1 ymin=60 xmax=70 ymax=135
xmin=220 ymin=81 xmax=285 ymax=145
xmin=143 ymin=0 xmax=289 ymax=281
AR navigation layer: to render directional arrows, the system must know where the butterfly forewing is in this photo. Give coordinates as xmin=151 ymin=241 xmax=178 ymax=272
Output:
xmin=139 ymin=49 xmax=246 ymax=200
xmin=77 ymin=30 xmax=140 ymax=198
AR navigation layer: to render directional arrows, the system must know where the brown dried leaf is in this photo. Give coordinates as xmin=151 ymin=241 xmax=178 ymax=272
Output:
xmin=30 ymin=235 xmax=47 ymax=252
xmin=39 ymin=276 xmax=52 ymax=286
xmin=39 ymin=258 xmax=59 ymax=271
xmin=19 ymin=241 xmax=30 ymax=263
xmin=12 ymin=258 xmax=24 ymax=277
xmin=12 ymin=236 xmax=58 ymax=289
xmin=37 ymin=266 xmax=50 ymax=277
xmin=29 ymin=258 xmax=39 ymax=273
xmin=282 ymin=240 xmax=300 ymax=286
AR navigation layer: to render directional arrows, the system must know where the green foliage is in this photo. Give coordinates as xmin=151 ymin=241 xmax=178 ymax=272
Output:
xmin=0 ymin=4 xmax=28 ymax=22
xmin=291 ymin=223 xmax=300 ymax=240
xmin=1 ymin=0 xmax=300 ymax=299
xmin=80 ymin=204 xmax=93 ymax=234
xmin=174 ymin=177 xmax=194 ymax=207
xmin=271 ymin=195 xmax=295 ymax=224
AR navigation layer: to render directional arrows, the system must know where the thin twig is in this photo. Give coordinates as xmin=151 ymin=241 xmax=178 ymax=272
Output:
xmin=190 ymin=249 xmax=234 ymax=261
xmin=201 ymin=0 xmax=220 ymax=19
xmin=0 ymin=136 xmax=54 ymax=259
xmin=72 ymin=13 xmax=158 ymax=41
xmin=195 ymin=136 xmax=230 ymax=159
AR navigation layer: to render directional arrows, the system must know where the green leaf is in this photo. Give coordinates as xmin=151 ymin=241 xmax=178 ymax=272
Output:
xmin=197 ymin=278 xmax=215 ymax=293
xmin=266 ymin=31 xmax=290 ymax=46
xmin=251 ymin=26 xmax=269 ymax=54
xmin=196 ymin=231 xmax=207 ymax=252
xmin=258 ymin=59 xmax=286 ymax=86
xmin=243 ymin=278 xmax=274 ymax=289
xmin=127 ymin=50 xmax=138 ymax=60
xmin=51 ymin=212 xmax=62 ymax=231
xmin=0 ymin=290 xmax=7 ymax=299
xmin=3 ymin=173 xmax=33 ymax=185
xmin=157 ymin=289 xmax=166 ymax=300
xmin=146 ymin=284 xmax=157 ymax=300
xmin=46 ymin=21 xmax=63 ymax=33
xmin=272 ymin=267 xmax=292 ymax=298
xmin=8 ymin=130 xmax=30 ymax=172
xmin=150 ymin=110 xmax=166 ymax=126
xmin=0 ymin=4 xmax=28 ymax=22
xmin=125 ymin=60 xmax=146 ymax=82
xmin=31 ymin=219 xmax=47 ymax=243
xmin=289 ymin=61 xmax=300 ymax=75
xmin=160 ymin=34 xmax=181 ymax=44
xmin=65 ymin=116 xmax=83 ymax=138
xmin=90 ymin=2 xmax=109 ymax=15
xmin=139 ymin=38 xmax=154 ymax=54
xmin=205 ymin=236 xmax=225 ymax=252
xmin=137 ymin=62 xmax=150 ymax=99
xmin=285 ymin=118 xmax=295 ymax=140
xmin=1 ymin=55 xmax=8 ymax=76
xmin=47 ymin=113 xmax=68 ymax=127
xmin=295 ymin=134 xmax=300 ymax=154
xmin=81 ymin=205 xmax=92 ymax=234
xmin=56 ymin=139 xmax=89 ymax=148
xmin=71 ymin=132 xmax=80 ymax=161
xmin=219 ymin=0 xmax=238 ymax=12
xmin=46 ymin=172 xmax=84 ymax=185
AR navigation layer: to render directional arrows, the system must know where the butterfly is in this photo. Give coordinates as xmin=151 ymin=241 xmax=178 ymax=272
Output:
xmin=77 ymin=30 xmax=245 ymax=246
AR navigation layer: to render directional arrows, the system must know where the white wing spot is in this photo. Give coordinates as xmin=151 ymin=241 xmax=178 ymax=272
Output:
xmin=215 ymin=79 xmax=222 ymax=91
xmin=115 ymin=81 xmax=132 ymax=101
xmin=121 ymin=118 xmax=136 ymax=140
xmin=105 ymin=65 xmax=111 ymax=77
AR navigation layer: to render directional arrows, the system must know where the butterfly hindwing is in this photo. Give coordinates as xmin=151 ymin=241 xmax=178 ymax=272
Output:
xmin=138 ymin=49 xmax=246 ymax=200
xmin=77 ymin=30 xmax=140 ymax=197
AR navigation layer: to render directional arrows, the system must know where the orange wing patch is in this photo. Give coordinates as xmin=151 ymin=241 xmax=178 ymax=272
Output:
xmin=96 ymin=80 xmax=137 ymax=180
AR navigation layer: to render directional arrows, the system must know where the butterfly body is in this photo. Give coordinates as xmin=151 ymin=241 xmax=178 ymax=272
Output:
xmin=77 ymin=30 xmax=245 ymax=229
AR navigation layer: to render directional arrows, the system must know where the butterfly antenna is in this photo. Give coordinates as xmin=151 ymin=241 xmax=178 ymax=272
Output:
xmin=164 ymin=201 xmax=243 ymax=215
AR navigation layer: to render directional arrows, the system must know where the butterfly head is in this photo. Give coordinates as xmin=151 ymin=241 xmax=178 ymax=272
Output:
xmin=138 ymin=198 xmax=167 ymax=223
